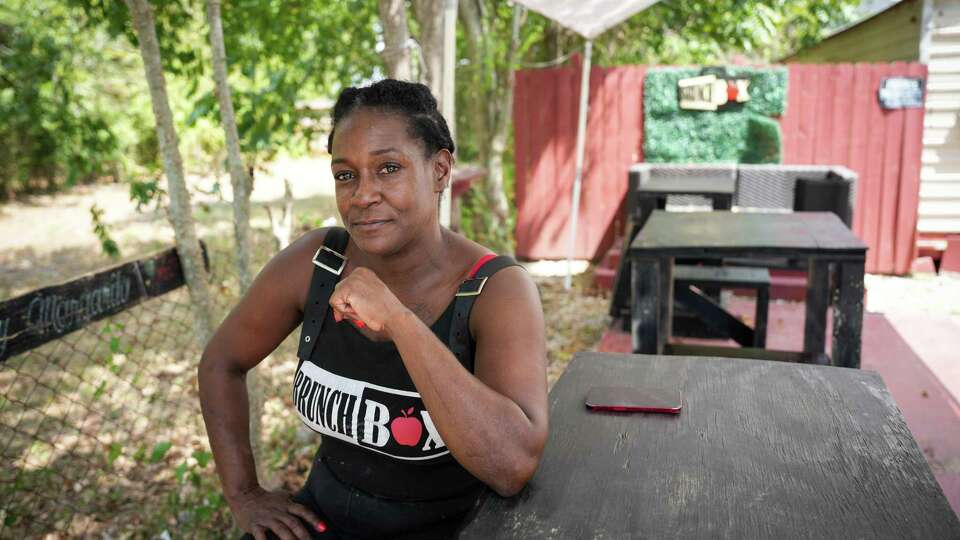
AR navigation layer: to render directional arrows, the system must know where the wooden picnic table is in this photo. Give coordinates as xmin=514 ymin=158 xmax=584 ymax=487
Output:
xmin=458 ymin=352 xmax=960 ymax=539
xmin=612 ymin=175 xmax=737 ymax=322
xmin=629 ymin=210 xmax=867 ymax=367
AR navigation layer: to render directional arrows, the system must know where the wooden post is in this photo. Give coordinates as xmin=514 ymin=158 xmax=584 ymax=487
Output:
xmin=754 ymin=285 xmax=769 ymax=348
xmin=631 ymin=257 xmax=659 ymax=354
xmin=803 ymin=258 xmax=831 ymax=359
xmin=833 ymin=259 xmax=865 ymax=368
xmin=631 ymin=256 xmax=672 ymax=354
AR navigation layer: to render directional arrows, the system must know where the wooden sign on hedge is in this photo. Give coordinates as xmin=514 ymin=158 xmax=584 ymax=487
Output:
xmin=678 ymin=74 xmax=751 ymax=111
xmin=644 ymin=66 xmax=787 ymax=164
xmin=0 ymin=245 xmax=204 ymax=363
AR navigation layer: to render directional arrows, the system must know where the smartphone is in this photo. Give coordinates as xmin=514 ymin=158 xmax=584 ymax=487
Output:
xmin=584 ymin=385 xmax=682 ymax=414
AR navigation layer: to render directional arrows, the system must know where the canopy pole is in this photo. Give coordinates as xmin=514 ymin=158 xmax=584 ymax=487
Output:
xmin=564 ymin=40 xmax=592 ymax=290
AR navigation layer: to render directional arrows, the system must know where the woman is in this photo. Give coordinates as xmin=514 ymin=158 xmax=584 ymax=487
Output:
xmin=199 ymin=79 xmax=548 ymax=540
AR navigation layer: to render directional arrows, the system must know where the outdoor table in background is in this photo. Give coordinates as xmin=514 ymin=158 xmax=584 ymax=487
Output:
xmin=458 ymin=352 xmax=960 ymax=539
xmin=628 ymin=211 xmax=867 ymax=367
xmin=612 ymin=175 xmax=737 ymax=320
xmin=632 ymin=174 xmax=736 ymax=227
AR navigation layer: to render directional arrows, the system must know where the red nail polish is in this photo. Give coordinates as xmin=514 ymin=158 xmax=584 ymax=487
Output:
xmin=315 ymin=520 xmax=327 ymax=533
xmin=353 ymin=320 xmax=365 ymax=329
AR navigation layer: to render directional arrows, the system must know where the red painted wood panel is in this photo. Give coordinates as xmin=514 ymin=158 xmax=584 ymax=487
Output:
xmin=847 ymin=63 xmax=873 ymax=235
xmin=878 ymin=63 xmax=909 ymax=273
xmin=865 ymin=63 xmax=892 ymax=272
xmin=553 ymin=65 xmax=577 ymax=255
xmin=894 ymin=62 xmax=928 ymax=274
xmin=513 ymin=62 xmax=925 ymax=274
xmin=515 ymin=67 xmax=560 ymax=257
xmin=828 ymin=64 xmax=854 ymax=166
xmin=813 ymin=64 xmax=835 ymax=165
xmin=781 ymin=66 xmax=802 ymax=162
xmin=799 ymin=65 xmax=819 ymax=164
xmin=594 ymin=68 xmax=620 ymax=254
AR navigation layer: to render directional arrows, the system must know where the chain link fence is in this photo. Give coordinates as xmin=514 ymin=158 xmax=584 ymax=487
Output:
xmin=0 ymin=233 xmax=311 ymax=539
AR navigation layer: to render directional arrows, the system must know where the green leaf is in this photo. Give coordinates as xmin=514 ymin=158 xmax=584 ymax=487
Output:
xmin=149 ymin=441 xmax=172 ymax=463
xmin=107 ymin=442 xmax=123 ymax=466
xmin=93 ymin=381 xmax=107 ymax=400
xmin=174 ymin=462 xmax=188 ymax=483
xmin=191 ymin=450 xmax=212 ymax=468
xmin=195 ymin=504 xmax=213 ymax=521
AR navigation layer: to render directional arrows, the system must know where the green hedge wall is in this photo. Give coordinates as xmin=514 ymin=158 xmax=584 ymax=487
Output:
xmin=643 ymin=67 xmax=788 ymax=164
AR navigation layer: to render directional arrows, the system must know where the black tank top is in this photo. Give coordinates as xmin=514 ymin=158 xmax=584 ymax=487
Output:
xmin=292 ymin=228 xmax=517 ymax=501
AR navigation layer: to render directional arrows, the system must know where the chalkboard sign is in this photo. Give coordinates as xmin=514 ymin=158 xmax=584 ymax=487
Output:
xmin=878 ymin=77 xmax=925 ymax=109
xmin=0 ymin=244 xmax=205 ymax=363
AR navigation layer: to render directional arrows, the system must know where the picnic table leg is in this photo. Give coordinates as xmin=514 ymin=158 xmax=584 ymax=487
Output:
xmin=714 ymin=193 xmax=732 ymax=211
xmin=803 ymin=258 xmax=830 ymax=360
xmin=832 ymin=259 xmax=865 ymax=368
xmin=700 ymin=195 xmax=730 ymax=302
xmin=631 ymin=256 xmax=672 ymax=354
xmin=636 ymin=198 xmax=657 ymax=229
xmin=754 ymin=284 xmax=769 ymax=348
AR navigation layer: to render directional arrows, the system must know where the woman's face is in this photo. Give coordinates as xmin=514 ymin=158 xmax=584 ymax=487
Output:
xmin=330 ymin=107 xmax=449 ymax=256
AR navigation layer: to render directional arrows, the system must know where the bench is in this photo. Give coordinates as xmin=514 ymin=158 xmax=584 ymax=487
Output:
xmin=673 ymin=264 xmax=770 ymax=348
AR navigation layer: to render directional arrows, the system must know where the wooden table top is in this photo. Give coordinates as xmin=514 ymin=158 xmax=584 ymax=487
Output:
xmin=629 ymin=211 xmax=867 ymax=258
xmin=459 ymin=352 xmax=959 ymax=539
xmin=639 ymin=175 xmax=737 ymax=196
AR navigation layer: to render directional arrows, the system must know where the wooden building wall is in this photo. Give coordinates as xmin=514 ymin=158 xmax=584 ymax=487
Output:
xmin=919 ymin=0 xmax=960 ymax=235
xmin=782 ymin=0 xmax=923 ymax=63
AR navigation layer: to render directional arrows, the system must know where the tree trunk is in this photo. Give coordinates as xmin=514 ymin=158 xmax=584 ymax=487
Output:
xmin=206 ymin=0 xmax=253 ymax=293
xmin=378 ymin=0 xmax=413 ymax=80
xmin=485 ymin=5 xmax=522 ymax=223
xmin=459 ymin=2 xmax=520 ymax=226
xmin=265 ymin=179 xmax=294 ymax=251
xmin=124 ymin=0 xmax=215 ymax=347
xmin=205 ymin=0 xmax=268 ymax=487
xmin=412 ymin=0 xmax=445 ymax=98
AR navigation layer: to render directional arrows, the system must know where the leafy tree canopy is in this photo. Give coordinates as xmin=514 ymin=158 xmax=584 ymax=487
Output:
xmin=517 ymin=0 xmax=858 ymax=66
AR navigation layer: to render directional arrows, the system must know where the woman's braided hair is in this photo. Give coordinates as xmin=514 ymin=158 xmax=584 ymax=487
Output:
xmin=327 ymin=79 xmax=455 ymax=157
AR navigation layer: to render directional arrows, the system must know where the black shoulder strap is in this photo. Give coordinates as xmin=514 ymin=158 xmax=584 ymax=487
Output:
xmin=297 ymin=228 xmax=350 ymax=360
xmin=447 ymin=255 xmax=520 ymax=368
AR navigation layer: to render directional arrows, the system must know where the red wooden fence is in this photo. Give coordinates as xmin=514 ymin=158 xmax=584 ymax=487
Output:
xmin=513 ymin=60 xmax=646 ymax=262
xmin=513 ymin=62 xmax=927 ymax=275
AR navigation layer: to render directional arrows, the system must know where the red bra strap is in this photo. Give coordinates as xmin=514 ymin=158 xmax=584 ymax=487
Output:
xmin=467 ymin=253 xmax=498 ymax=279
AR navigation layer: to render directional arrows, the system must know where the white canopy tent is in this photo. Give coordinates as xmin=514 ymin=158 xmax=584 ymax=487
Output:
xmin=511 ymin=0 xmax=661 ymax=288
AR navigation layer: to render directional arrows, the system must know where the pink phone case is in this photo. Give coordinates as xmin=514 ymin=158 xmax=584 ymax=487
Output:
xmin=584 ymin=386 xmax=682 ymax=414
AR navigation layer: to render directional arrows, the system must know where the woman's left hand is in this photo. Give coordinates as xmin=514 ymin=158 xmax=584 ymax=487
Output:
xmin=329 ymin=267 xmax=408 ymax=334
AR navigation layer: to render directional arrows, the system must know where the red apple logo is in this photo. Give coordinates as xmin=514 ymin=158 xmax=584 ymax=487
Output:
xmin=390 ymin=407 xmax=423 ymax=447
xmin=726 ymin=80 xmax=739 ymax=103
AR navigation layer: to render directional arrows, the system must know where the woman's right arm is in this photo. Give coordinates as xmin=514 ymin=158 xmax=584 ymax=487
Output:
xmin=198 ymin=229 xmax=326 ymax=540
